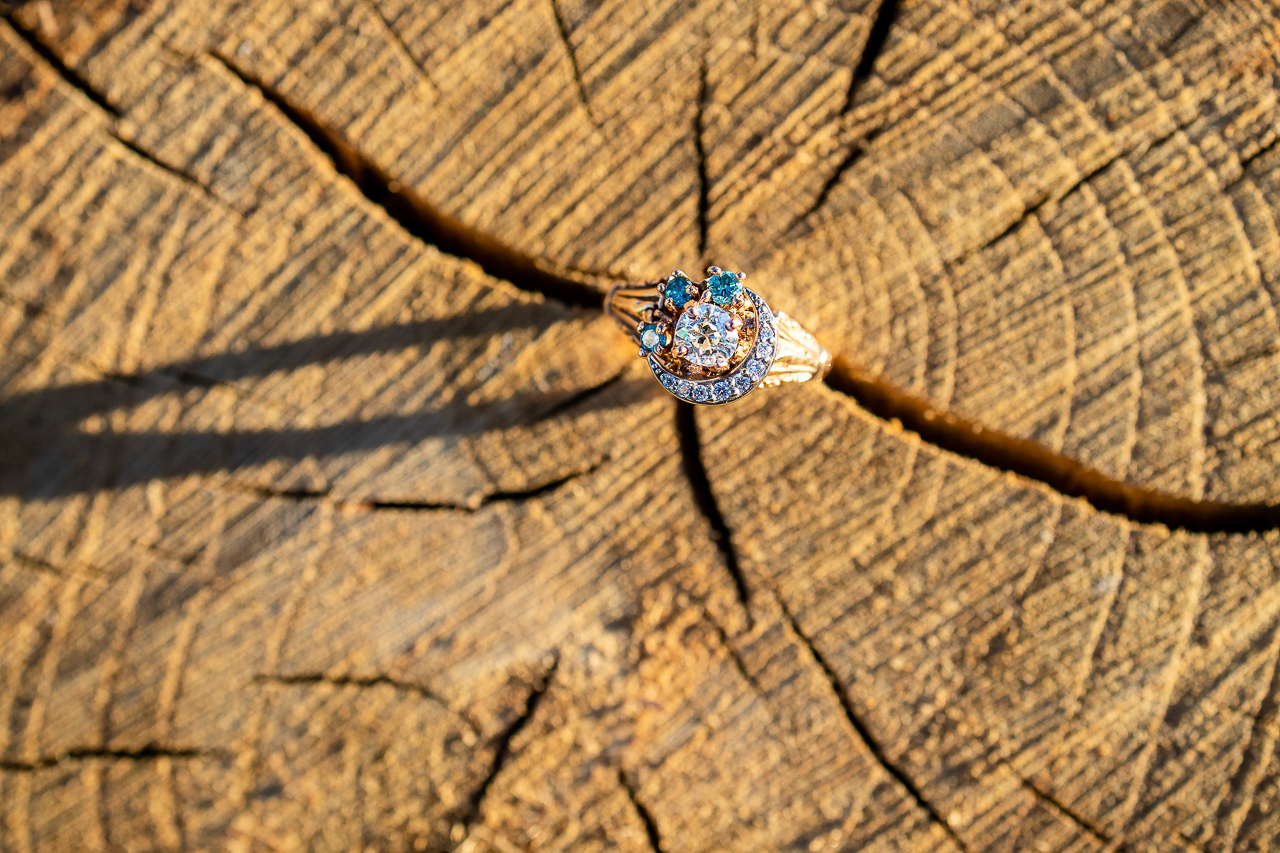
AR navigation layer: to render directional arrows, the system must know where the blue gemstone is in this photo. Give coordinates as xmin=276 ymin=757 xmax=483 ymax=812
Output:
xmin=640 ymin=324 xmax=667 ymax=351
xmin=664 ymin=276 xmax=693 ymax=304
xmin=708 ymin=271 xmax=742 ymax=305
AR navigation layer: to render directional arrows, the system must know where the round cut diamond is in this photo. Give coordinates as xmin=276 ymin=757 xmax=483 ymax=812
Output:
xmin=674 ymin=302 xmax=739 ymax=369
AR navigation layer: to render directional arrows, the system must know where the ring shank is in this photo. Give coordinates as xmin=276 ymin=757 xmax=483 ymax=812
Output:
xmin=760 ymin=312 xmax=832 ymax=386
xmin=604 ymin=281 xmax=661 ymax=346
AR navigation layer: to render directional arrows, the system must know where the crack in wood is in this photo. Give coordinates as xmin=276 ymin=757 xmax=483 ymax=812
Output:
xmin=971 ymin=189 xmax=1055 ymax=252
xmin=527 ymin=370 xmax=626 ymax=423
xmin=370 ymin=460 xmax=608 ymax=512
xmin=1205 ymin=343 xmax=1280 ymax=375
xmin=548 ymin=0 xmax=598 ymax=128
xmin=0 ymin=746 xmax=222 ymax=772
xmin=1010 ymin=769 xmax=1118 ymax=849
xmin=1226 ymin=132 xmax=1280 ymax=190
xmin=617 ymin=767 xmax=666 ymax=853
xmin=953 ymin=118 xmax=1202 ymax=267
xmin=851 ymin=0 xmax=900 ymax=92
xmin=357 ymin=0 xmax=439 ymax=94
xmin=771 ymin=589 xmax=970 ymax=853
xmin=675 ymin=403 xmax=752 ymax=616
xmin=791 ymin=0 xmax=899 ymax=228
xmin=1161 ymin=9 xmax=1202 ymax=53
xmin=1212 ymin=644 xmax=1280 ymax=851
xmin=1 ymin=13 xmax=121 ymax=117
xmin=824 ymin=360 xmax=1280 ymax=533
xmin=459 ymin=654 xmax=560 ymax=833
xmin=206 ymin=51 xmax=611 ymax=310
xmin=792 ymin=129 xmax=875 ymax=231
xmin=108 ymin=131 xmax=233 ymax=212
xmin=219 ymin=483 xmax=333 ymax=502
xmin=698 ymin=604 xmax=765 ymax=698
xmin=255 ymin=672 xmax=479 ymax=732
xmin=222 ymin=460 xmax=606 ymax=514
xmin=11 ymin=551 xmax=90 ymax=580
xmin=693 ymin=55 xmax=710 ymax=259
xmin=966 ymin=149 xmax=1124 ymax=256
xmin=1059 ymin=151 xmax=1126 ymax=201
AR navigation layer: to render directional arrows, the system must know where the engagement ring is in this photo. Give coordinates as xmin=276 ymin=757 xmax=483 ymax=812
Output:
xmin=606 ymin=267 xmax=831 ymax=405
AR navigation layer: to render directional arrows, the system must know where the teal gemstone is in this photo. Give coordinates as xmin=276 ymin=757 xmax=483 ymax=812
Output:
xmin=708 ymin=271 xmax=742 ymax=306
xmin=640 ymin=324 xmax=667 ymax=351
xmin=663 ymin=276 xmax=693 ymax=305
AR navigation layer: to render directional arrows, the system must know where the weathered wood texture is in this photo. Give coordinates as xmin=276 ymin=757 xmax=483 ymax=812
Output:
xmin=3 ymin=0 xmax=1280 ymax=851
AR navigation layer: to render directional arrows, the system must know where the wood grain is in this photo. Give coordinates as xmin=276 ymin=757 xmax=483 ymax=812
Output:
xmin=2 ymin=0 xmax=1280 ymax=850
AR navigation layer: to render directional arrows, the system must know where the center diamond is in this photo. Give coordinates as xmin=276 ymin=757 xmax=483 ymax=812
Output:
xmin=674 ymin=302 xmax=739 ymax=369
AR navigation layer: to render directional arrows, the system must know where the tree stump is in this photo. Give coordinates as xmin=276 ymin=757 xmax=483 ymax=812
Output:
xmin=3 ymin=0 xmax=1280 ymax=850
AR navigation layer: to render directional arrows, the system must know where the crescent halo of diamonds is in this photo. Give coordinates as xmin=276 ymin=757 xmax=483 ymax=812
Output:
xmin=648 ymin=288 xmax=778 ymax=405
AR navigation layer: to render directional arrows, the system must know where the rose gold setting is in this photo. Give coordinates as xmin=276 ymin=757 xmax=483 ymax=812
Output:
xmin=605 ymin=267 xmax=830 ymax=405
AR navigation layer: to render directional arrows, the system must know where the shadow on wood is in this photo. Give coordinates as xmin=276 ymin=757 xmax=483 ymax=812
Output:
xmin=1 ymin=309 xmax=638 ymax=497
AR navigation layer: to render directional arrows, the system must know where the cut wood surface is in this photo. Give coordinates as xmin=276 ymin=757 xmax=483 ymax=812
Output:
xmin=3 ymin=0 xmax=1280 ymax=851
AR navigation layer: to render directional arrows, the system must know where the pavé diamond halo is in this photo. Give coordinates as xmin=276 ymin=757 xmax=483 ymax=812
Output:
xmin=605 ymin=266 xmax=831 ymax=405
